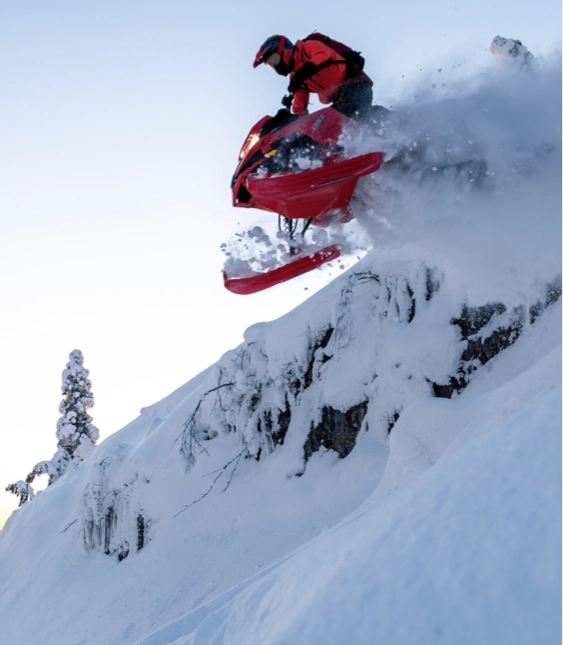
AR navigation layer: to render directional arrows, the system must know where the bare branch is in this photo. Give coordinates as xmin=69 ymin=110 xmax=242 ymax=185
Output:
xmin=174 ymin=450 xmax=247 ymax=518
xmin=173 ymin=382 xmax=235 ymax=470
xmin=61 ymin=519 xmax=78 ymax=533
xmin=355 ymin=271 xmax=380 ymax=284
xmin=221 ymin=452 xmax=244 ymax=493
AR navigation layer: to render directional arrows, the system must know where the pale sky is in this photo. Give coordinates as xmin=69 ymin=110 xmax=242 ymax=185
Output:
xmin=0 ymin=0 xmax=560 ymax=528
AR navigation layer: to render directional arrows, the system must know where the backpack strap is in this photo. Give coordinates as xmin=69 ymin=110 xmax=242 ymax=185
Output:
xmin=287 ymin=59 xmax=346 ymax=93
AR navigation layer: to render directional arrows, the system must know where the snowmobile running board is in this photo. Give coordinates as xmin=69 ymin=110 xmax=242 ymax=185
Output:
xmin=223 ymin=244 xmax=341 ymax=295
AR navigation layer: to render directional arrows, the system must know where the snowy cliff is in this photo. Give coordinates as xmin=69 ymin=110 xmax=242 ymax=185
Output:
xmin=0 ymin=46 xmax=560 ymax=645
xmin=0 ymin=249 xmax=560 ymax=644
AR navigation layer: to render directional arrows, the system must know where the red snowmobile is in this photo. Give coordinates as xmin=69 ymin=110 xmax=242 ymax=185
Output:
xmin=224 ymin=107 xmax=384 ymax=294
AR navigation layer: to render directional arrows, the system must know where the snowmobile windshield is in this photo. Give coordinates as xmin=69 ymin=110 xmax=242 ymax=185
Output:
xmin=258 ymin=110 xmax=301 ymax=138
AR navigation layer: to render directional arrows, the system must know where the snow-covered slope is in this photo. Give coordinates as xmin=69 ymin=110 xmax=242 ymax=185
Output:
xmin=0 ymin=46 xmax=560 ymax=645
xmin=135 ymin=349 xmax=561 ymax=645
xmin=1 ymin=256 xmax=559 ymax=645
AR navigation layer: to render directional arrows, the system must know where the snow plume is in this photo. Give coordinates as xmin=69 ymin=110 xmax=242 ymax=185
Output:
xmin=490 ymin=36 xmax=535 ymax=68
xmin=351 ymin=45 xmax=561 ymax=306
xmin=221 ymin=217 xmax=371 ymax=278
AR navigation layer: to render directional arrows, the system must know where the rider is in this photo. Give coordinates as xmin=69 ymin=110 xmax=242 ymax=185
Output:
xmin=253 ymin=34 xmax=373 ymax=120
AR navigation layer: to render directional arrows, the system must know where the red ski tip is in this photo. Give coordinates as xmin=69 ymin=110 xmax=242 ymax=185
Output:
xmin=223 ymin=244 xmax=341 ymax=295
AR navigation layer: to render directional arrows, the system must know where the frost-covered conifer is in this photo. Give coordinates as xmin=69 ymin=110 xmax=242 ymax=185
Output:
xmin=25 ymin=449 xmax=71 ymax=487
xmin=56 ymin=349 xmax=100 ymax=463
xmin=5 ymin=481 xmax=35 ymax=507
xmin=6 ymin=350 xmax=100 ymax=505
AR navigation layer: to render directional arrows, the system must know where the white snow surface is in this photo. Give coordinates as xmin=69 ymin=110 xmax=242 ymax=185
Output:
xmin=0 ymin=47 xmax=561 ymax=645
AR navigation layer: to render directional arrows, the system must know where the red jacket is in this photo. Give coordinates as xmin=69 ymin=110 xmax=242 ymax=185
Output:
xmin=289 ymin=40 xmax=372 ymax=114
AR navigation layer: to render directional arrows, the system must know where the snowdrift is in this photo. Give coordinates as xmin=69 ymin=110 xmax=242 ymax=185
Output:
xmin=0 ymin=46 xmax=560 ymax=645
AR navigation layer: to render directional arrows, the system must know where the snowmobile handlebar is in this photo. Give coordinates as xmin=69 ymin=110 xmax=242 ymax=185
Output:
xmin=281 ymin=93 xmax=293 ymax=109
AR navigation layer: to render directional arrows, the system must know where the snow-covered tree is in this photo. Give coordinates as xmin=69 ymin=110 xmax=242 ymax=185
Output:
xmin=6 ymin=350 xmax=100 ymax=505
xmin=25 ymin=449 xmax=71 ymax=487
xmin=5 ymin=481 xmax=35 ymax=507
xmin=55 ymin=349 xmax=100 ymax=463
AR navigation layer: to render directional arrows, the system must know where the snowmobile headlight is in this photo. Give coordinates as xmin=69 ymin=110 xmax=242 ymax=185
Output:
xmin=240 ymin=133 xmax=260 ymax=160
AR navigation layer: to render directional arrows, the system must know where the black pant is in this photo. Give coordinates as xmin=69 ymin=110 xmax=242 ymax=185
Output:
xmin=332 ymin=81 xmax=373 ymax=120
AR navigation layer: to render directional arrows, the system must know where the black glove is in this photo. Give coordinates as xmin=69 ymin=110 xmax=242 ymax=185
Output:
xmin=287 ymin=62 xmax=318 ymax=93
xmin=281 ymin=94 xmax=293 ymax=109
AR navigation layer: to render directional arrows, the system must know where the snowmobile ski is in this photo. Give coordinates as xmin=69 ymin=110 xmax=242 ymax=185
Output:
xmin=223 ymin=244 xmax=341 ymax=295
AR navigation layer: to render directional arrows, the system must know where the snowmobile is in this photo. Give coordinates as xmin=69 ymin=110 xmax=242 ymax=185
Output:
xmin=225 ymin=106 xmax=384 ymax=294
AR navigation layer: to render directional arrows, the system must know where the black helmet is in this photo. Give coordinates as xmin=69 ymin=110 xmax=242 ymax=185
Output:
xmin=253 ymin=35 xmax=294 ymax=68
